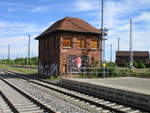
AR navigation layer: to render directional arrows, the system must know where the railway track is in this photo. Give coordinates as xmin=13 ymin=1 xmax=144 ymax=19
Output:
xmin=0 ymin=70 xmax=95 ymax=113
xmin=0 ymin=90 xmax=15 ymax=113
xmin=0 ymin=68 xmax=148 ymax=113
xmin=0 ymin=73 xmax=57 ymax=113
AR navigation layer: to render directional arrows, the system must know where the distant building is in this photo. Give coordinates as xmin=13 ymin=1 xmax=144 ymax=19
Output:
xmin=116 ymin=51 xmax=150 ymax=66
xmin=36 ymin=17 xmax=102 ymax=76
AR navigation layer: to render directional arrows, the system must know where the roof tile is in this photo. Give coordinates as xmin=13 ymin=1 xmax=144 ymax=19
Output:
xmin=36 ymin=17 xmax=101 ymax=39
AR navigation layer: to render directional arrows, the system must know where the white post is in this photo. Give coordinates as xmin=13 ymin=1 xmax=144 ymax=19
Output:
xmin=117 ymin=37 xmax=120 ymax=51
xmin=110 ymin=44 xmax=112 ymax=62
xmin=129 ymin=19 xmax=133 ymax=68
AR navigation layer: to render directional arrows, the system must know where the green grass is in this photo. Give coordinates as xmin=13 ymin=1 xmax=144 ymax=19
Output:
xmin=130 ymin=69 xmax=150 ymax=76
xmin=0 ymin=64 xmax=38 ymax=75
xmin=79 ymin=68 xmax=150 ymax=78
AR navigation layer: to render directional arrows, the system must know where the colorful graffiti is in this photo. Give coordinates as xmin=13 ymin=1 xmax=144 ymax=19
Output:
xmin=39 ymin=62 xmax=58 ymax=76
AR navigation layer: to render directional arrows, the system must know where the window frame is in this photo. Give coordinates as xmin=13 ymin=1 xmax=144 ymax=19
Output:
xmin=76 ymin=38 xmax=86 ymax=49
xmin=62 ymin=38 xmax=72 ymax=48
xmin=90 ymin=39 xmax=99 ymax=49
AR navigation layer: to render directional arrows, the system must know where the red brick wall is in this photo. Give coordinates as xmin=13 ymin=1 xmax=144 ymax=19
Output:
xmin=59 ymin=32 xmax=102 ymax=74
xmin=38 ymin=31 xmax=102 ymax=75
xmin=38 ymin=33 xmax=60 ymax=75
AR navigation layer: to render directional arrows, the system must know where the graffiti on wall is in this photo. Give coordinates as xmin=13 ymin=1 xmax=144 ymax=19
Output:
xmin=39 ymin=62 xmax=58 ymax=76
xmin=48 ymin=63 xmax=58 ymax=75
xmin=67 ymin=55 xmax=89 ymax=73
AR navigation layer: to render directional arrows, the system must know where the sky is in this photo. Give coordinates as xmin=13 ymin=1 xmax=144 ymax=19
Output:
xmin=0 ymin=0 xmax=150 ymax=61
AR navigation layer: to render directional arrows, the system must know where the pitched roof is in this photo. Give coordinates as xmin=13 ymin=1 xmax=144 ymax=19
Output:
xmin=36 ymin=17 xmax=101 ymax=39
xmin=116 ymin=51 xmax=150 ymax=57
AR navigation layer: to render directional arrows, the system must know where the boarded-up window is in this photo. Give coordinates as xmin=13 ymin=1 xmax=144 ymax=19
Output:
xmin=90 ymin=39 xmax=98 ymax=49
xmin=63 ymin=38 xmax=72 ymax=48
xmin=76 ymin=38 xmax=85 ymax=48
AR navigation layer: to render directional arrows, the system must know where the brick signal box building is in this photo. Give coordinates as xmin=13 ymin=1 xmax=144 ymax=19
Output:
xmin=36 ymin=17 xmax=102 ymax=75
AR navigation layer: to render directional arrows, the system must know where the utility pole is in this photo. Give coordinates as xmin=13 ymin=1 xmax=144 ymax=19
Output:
xmin=101 ymin=0 xmax=104 ymax=77
xmin=8 ymin=44 xmax=10 ymax=64
xmin=32 ymin=51 xmax=34 ymax=58
xmin=99 ymin=0 xmax=104 ymax=66
xmin=110 ymin=44 xmax=112 ymax=62
xmin=117 ymin=37 xmax=120 ymax=51
xmin=129 ymin=19 xmax=133 ymax=69
xmin=27 ymin=35 xmax=31 ymax=67
xmin=101 ymin=0 xmax=108 ymax=77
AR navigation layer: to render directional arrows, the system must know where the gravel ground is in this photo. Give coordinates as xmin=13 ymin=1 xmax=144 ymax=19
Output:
xmin=5 ymin=77 xmax=94 ymax=113
xmin=0 ymin=94 xmax=13 ymax=113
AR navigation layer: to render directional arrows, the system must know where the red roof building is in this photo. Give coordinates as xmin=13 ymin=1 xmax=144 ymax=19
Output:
xmin=36 ymin=17 xmax=102 ymax=76
xmin=116 ymin=51 xmax=150 ymax=66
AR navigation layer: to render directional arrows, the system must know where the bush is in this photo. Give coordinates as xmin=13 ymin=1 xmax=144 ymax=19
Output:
xmin=133 ymin=61 xmax=138 ymax=68
xmin=106 ymin=62 xmax=116 ymax=67
xmin=111 ymin=69 xmax=120 ymax=77
xmin=0 ymin=57 xmax=38 ymax=66
xmin=90 ymin=61 xmax=99 ymax=67
xmin=122 ymin=62 xmax=129 ymax=67
xmin=137 ymin=62 xmax=145 ymax=68
xmin=145 ymin=64 xmax=150 ymax=68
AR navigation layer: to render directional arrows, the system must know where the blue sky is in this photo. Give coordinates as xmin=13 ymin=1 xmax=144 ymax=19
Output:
xmin=0 ymin=0 xmax=150 ymax=61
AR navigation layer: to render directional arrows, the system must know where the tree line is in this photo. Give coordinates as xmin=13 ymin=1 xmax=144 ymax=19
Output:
xmin=0 ymin=57 xmax=38 ymax=66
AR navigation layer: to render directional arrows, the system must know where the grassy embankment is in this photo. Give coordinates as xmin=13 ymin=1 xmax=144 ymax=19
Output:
xmin=0 ymin=64 xmax=150 ymax=79
xmin=130 ymin=68 xmax=150 ymax=77
xmin=0 ymin=64 xmax=38 ymax=75
xmin=0 ymin=64 xmax=61 ymax=80
xmin=79 ymin=67 xmax=150 ymax=78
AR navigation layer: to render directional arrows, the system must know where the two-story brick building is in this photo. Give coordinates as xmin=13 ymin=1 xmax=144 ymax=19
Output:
xmin=36 ymin=17 xmax=102 ymax=75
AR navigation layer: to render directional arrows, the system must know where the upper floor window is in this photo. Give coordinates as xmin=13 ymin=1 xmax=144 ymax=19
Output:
xmin=76 ymin=38 xmax=86 ymax=48
xmin=63 ymin=38 xmax=72 ymax=48
xmin=90 ymin=39 xmax=98 ymax=49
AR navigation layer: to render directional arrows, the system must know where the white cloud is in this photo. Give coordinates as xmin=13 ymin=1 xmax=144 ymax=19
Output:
xmin=36 ymin=0 xmax=52 ymax=2
xmin=0 ymin=21 xmax=48 ymax=36
xmin=134 ymin=12 xmax=150 ymax=23
xmin=8 ymin=8 xmax=15 ymax=12
xmin=31 ymin=6 xmax=50 ymax=13
xmin=0 ymin=1 xmax=51 ymax=13
xmin=0 ymin=35 xmax=38 ymax=59
xmin=0 ymin=22 xmax=6 ymax=28
xmin=74 ymin=0 xmax=99 ymax=11
xmin=94 ymin=0 xmax=150 ymax=61
xmin=73 ymin=0 xmax=150 ymax=61
xmin=0 ymin=2 xmax=25 ymax=7
xmin=0 ymin=0 xmax=150 ymax=61
xmin=0 ymin=21 xmax=53 ymax=59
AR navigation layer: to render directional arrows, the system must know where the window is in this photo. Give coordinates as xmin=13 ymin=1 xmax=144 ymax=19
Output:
xmin=76 ymin=38 xmax=86 ymax=48
xmin=63 ymin=38 xmax=72 ymax=48
xmin=90 ymin=39 xmax=98 ymax=49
